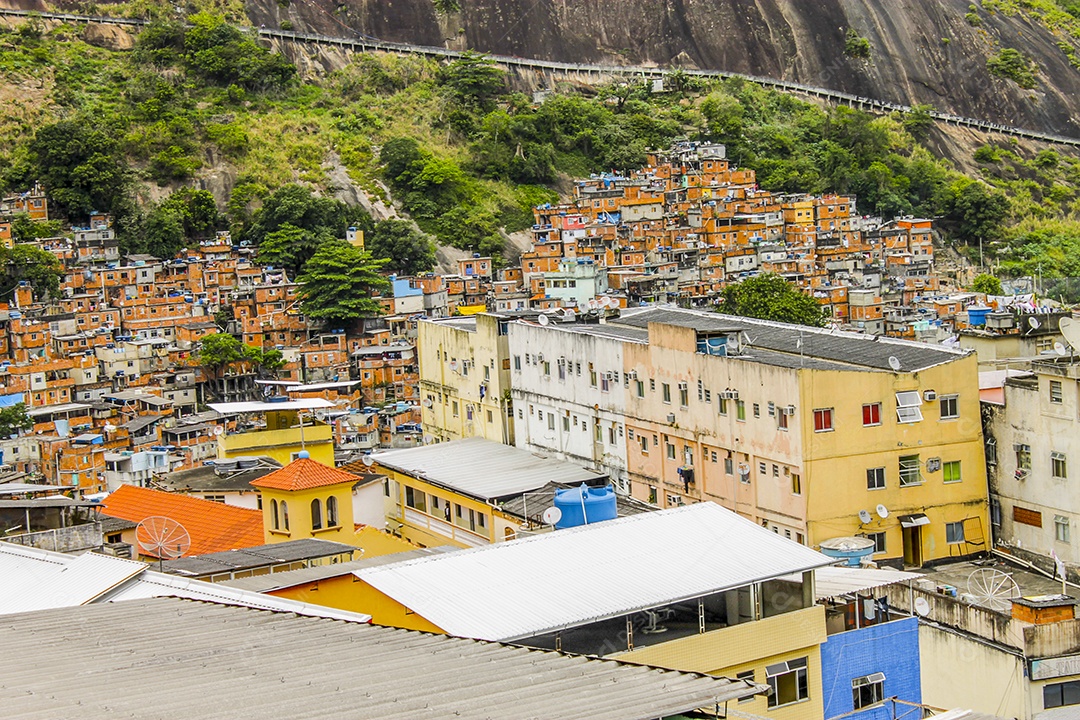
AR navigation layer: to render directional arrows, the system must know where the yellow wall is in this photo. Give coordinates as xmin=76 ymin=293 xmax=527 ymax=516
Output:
xmin=378 ymin=466 xmax=520 ymax=548
xmin=268 ymin=573 xmax=446 ymax=633
xmin=801 ymin=355 xmax=990 ymax=564
xmin=259 ymin=482 xmax=355 ymax=546
xmin=220 ymin=419 xmax=334 ymax=467
xmin=918 ymin=623 xmax=1028 ymax=718
xmin=616 ymin=605 xmax=826 ymax=720
xmin=418 ymin=314 xmax=513 ymax=445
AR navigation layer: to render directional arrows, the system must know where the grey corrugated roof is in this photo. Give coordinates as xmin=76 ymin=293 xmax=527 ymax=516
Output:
xmin=220 ymin=546 xmax=457 ymax=593
xmin=372 ymin=437 xmax=608 ymax=501
xmin=613 ymin=306 xmax=969 ymax=372
xmin=356 ymin=503 xmax=833 ymax=642
xmin=0 ymin=598 xmax=762 ymax=720
xmin=159 ymin=538 xmax=358 ymax=576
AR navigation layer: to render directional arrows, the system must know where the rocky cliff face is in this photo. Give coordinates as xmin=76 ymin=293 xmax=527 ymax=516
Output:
xmin=248 ymin=0 xmax=1080 ymax=137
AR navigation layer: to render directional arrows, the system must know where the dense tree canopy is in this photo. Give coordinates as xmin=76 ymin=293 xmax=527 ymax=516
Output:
xmin=366 ymin=220 xmax=436 ymax=276
xmin=718 ymin=273 xmax=826 ymax=327
xmin=297 ymin=241 xmax=390 ymax=327
xmin=1 ymin=244 xmax=63 ymax=302
xmin=25 ymin=120 xmax=129 ymax=220
xmin=0 ymin=402 xmax=32 ymax=438
xmin=971 ymin=273 xmax=1003 ymax=295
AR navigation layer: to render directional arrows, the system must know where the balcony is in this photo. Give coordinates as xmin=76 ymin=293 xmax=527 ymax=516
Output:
xmin=399 ymin=507 xmax=489 ymax=548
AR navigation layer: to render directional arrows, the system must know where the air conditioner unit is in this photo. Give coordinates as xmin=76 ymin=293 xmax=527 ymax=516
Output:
xmin=719 ymin=390 xmax=739 ymax=400
xmin=783 ymin=405 xmax=796 ymax=415
xmin=678 ymin=382 xmax=688 ymax=390
xmin=666 ymin=413 xmax=676 ymax=424
xmin=627 ymin=370 xmax=638 ymax=380
xmin=605 ymin=371 xmax=614 ymax=381
xmin=923 ymin=390 xmax=937 ymax=402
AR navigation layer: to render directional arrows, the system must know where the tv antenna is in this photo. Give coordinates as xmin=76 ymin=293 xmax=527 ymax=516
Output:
xmin=135 ymin=516 xmax=191 ymax=571
xmin=965 ymin=568 xmax=1021 ymax=613
xmin=888 ymin=356 xmax=902 ymax=372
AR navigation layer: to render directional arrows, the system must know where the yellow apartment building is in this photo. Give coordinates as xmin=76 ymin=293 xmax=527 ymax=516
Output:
xmin=509 ymin=306 xmax=989 ymax=567
xmin=209 ymin=399 xmax=336 ymax=467
xmin=417 ymin=314 xmax=514 ymax=445
xmin=371 ymin=437 xmax=607 ymax=548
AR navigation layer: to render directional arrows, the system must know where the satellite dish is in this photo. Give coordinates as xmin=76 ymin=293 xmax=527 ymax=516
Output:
xmin=1060 ymin=317 xmax=1080 ymax=351
xmin=876 ymin=504 xmax=889 ymax=519
xmin=914 ymin=597 xmax=931 ymax=617
xmin=1055 ymin=342 xmax=1068 ymax=356
xmin=542 ymin=506 xmax=562 ymax=526
xmin=537 ymin=314 xmax=550 ymax=326
xmin=423 ymin=398 xmax=434 ymax=408
xmin=135 ymin=516 xmax=191 ymax=568
xmin=213 ymin=425 xmax=224 ymax=436
xmin=966 ymin=568 xmax=1021 ymax=613
xmin=423 ymin=434 xmax=434 ymax=445
xmin=361 ymin=455 xmax=374 ymax=467
xmin=564 ymin=309 xmax=576 ymax=321
xmin=449 ymin=360 xmax=458 ymax=371
xmin=858 ymin=509 xmax=872 ymax=524
xmin=1028 ymin=316 xmax=1041 ymax=329
xmin=888 ymin=356 xmax=902 ymax=372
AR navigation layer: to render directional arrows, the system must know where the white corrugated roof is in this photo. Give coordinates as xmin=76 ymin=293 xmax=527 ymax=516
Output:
xmin=371 ymin=437 xmax=606 ymax=500
xmin=0 ymin=541 xmax=370 ymax=623
xmin=356 ymin=503 xmax=833 ymax=641
xmin=207 ymin=398 xmax=335 ymax=413
xmin=790 ymin=565 xmax=922 ymax=600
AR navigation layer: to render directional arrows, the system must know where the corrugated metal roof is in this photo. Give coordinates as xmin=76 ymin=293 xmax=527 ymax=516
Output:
xmin=207 ymin=398 xmax=336 ymax=413
xmin=0 ymin=598 xmax=763 ymax=720
xmin=613 ymin=306 xmax=969 ymax=372
xmin=159 ymin=538 xmax=358 ymax=576
xmin=0 ymin=541 xmax=370 ymax=623
xmin=356 ymin=503 xmax=833 ymax=642
xmin=782 ymin=565 xmax=922 ymax=600
xmin=371 ymin=437 xmax=607 ymax=501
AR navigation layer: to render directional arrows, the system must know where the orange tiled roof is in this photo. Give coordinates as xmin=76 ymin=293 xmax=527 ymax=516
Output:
xmin=250 ymin=458 xmax=360 ymax=492
xmin=101 ymin=485 xmax=263 ymax=557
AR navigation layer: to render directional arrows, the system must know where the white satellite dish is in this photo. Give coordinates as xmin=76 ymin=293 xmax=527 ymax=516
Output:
xmin=423 ymin=398 xmax=434 ymax=408
xmin=361 ymin=455 xmax=374 ymax=467
xmin=1028 ymin=316 xmax=1041 ymax=330
xmin=542 ymin=506 xmax=562 ymax=526
xmin=564 ymin=309 xmax=576 ymax=321
xmin=1055 ymin=342 xmax=1068 ymax=356
xmin=876 ymin=504 xmax=889 ymax=519
xmin=135 ymin=516 xmax=191 ymax=570
xmin=449 ymin=360 xmax=459 ymax=371
xmin=1060 ymin=317 xmax=1080 ymax=351
xmin=966 ymin=568 xmax=1022 ymax=613
xmin=538 ymin=314 xmax=550 ymax=326
xmin=423 ymin=434 xmax=434 ymax=445
xmin=888 ymin=356 xmax=902 ymax=372
xmin=858 ymin=509 xmax=872 ymax=524
xmin=914 ymin=597 xmax=931 ymax=617
xmin=213 ymin=425 xmax=224 ymax=436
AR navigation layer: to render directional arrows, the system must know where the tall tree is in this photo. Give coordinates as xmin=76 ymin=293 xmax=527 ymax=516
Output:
xmin=367 ymin=220 xmax=436 ymax=276
xmin=718 ymin=273 xmax=826 ymax=327
xmin=256 ymin=223 xmax=333 ymax=277
xmin=1 ymin=244 xmax=62 ymax=301
xmin=0 ymin=403 xmax=32 ymax=438
xmin=27 ymin=120 xmax=129 ymax=220
xmin=297 ymin=241 xmax=390 ymax=327
xmin=197 ymin=332 xmax=247 ymax=375
xmin=438 ymin=51 xmax=506 ymax=111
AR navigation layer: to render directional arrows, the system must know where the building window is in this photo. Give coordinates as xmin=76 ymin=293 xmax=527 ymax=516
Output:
xmin=852 ymin=673 xmax=885 ymax=710
xmin=940 ymin=394 xmax=959 ymax=420
xmin=777 ymin=410 xmax=789 ymax=430
xmin=271 ymin=499 xmax=279 ymax=530
xmin=1050 ymin=380 xmax=1064 ymax=404
xmin=1045 ymin=680 xmax=1080 ymax=709
xmin=895 ymin=391 xmax=923 ymax=423
xmin=452 ymin=401 xmax=459 ymax=417
xmin=736 ymin=400 xmax=746 ymax=422
xmin=864 ymin=531 xmax=886 ymax=553
xmin=736 ymin=670 xmax=755 ymax=703
xmin=281 ymin=501 xmax=289 ymax=531
xmin=1016 ymin=444 xmax=1032 ymax=471
xmin=640 ymin=436 xmax=649 ymax=454
xmin=666 ymin=443 xmax=676 ymax=460
xmin=326 ymin=496 xmax=338 ymax=527
xmin=405 ymin=486 xmax=427 ymax=513
xmin=862 ymin=403 xmax=881 ymax=427
xmin=1056 ymin=515 xmax=1071 ymax=543
xmin=986 ymin=437 xmax=997 ymax=466
xmin=1053 ymin=452 xmax=1068 ymax=480
xmin=679 ymin=385 xmax=689 ymax=407
xmin=791 ymin=473 xmax=802 ymax=495
xmin=589 ymin=364 xmax=597 ymax=387
xmin=867 ymin=467 xmax=886 ymax=490
xmin=662 ymin=383 xmax=671 ymax=403
xmin=813 ymin=408 xmax=833 ymax=432
xmin=311 ymin=499 xmax=323 ymax=530
xmin=943 ymin=460 xmax=962 ymax=484
xmin=548 ymin=414 xmax=556 ymax=431
xmin=636 ymin=380 xmax=645 ymax=398
xmin=648 ymin=486 xmax=658 ymax=504
xmin=719 ymin=398 xmax=728 ymax=415
xmin=899 ymin=455 xmax=922 ymax=486
xmin=562 ymin=414 xmax=570 ymax=432
xmin=753 ymin=403 xmax=760 ymax=418
xmin=946 ymin=521 xmax=965 ymax=544
xmin=990 ymin=497 xmax=1001 ymax=527
xmin=766 ymin=657 xmax=809 ymax=708
xmin=601 ymin=374 xmax=610 ymax=392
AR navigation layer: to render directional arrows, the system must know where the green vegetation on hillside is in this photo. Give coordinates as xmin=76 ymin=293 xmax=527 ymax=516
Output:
xmin=0 ymin=13 xmax=1078 ymax=287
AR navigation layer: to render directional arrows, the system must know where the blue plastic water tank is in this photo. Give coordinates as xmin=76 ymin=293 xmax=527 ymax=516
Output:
xmin=553 ymin=484 xmax=618 ymax=529
xmin=967 ymin=306 xmax=991 ymax=326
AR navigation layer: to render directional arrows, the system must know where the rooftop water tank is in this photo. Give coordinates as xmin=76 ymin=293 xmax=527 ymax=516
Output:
xmin=819 ymin=536 xmax=876 ymax=566
xmin=553 ymin=484 xmax=618 ymax=529
xmin=967 ymin=306 xmax=991 ymax=326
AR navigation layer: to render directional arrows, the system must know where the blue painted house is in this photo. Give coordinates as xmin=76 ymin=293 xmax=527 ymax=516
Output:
xmin=820 ymin=615 xmax=921 ymax=720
